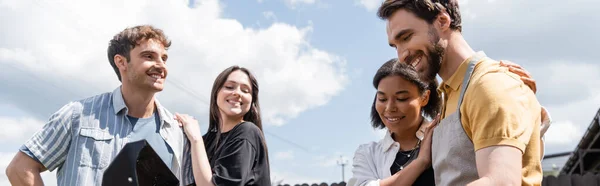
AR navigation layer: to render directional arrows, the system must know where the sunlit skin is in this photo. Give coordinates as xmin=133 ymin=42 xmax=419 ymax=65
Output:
xmin=174 ymin=70 xmax=255 ymax=186
xmin=373 ymin=75 xmax=439 ymax=186
xmin=386 ymin=9 xmax=445 ymax=82
xmin=114 ymin=38 xmax=169 ymax=118
xmin=118 ymin=38 xmax=169 ymax=93
xmin=385 ymin=9 xmax=538 ymax=92
xmin=375 ymin=75 xmax=429 ymax=151
xmin=384 ymin=8 xmax=535 ymax=186
xmin=216 ymin=70 xmax=253 ymax=132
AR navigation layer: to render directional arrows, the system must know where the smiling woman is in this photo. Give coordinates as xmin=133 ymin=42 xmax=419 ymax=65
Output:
xmin=175 ymin=65 xmax=271 ymax=186
xmin=349 ymin=58 xmax=440 ymax=186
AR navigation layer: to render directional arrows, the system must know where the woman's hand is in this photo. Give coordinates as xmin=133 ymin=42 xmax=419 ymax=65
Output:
xmin=415 ymin=114 xmax=440 ymax=167
xmin=174 ymin=113 xmax=203 ymax=143
xmin=499 ymin=60 xmax=537 ymax=94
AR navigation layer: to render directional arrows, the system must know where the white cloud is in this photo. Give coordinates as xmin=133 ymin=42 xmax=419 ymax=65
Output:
xmin=285 ymin=0 xmax=317 ymax=6
xmin=0 ymin=116 xmax=45 ymax=142
xmin=355 ymin=0 xmax=381 ymax=12
xmin=544 ymin=120 xmax=583 ymax=145
xmin=284 ymin=0 xmax=320 ymax=9
xmin=0 ymin=0 xmax=348 ymax=126
xmin=275 ymin=150 xmax=295 ymax=160
xmin=530 ymin=62 xmax=600 ymax=153
xmin=0 ymin=152 xmax=57 ymax=186
xmin=0 ymin=116 xmax=56 ymax=185
xmin=262 ymin=11 xmax=277 ymax=21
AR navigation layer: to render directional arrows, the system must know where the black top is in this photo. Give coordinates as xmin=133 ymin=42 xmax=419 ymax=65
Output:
xmin=202 ymin=122 xmax=271 ymax=186
xmin=389 ymin=147 xmax=435 ymax=186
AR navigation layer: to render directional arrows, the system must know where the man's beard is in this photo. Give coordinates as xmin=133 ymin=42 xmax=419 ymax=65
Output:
xmin=424 ymin=43 xmax=443 ymax=82
xmin=423 ymin=26 xmax=444 ymax=82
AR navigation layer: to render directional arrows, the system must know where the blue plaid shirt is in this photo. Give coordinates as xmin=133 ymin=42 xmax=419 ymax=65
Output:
xmin=20 ymin=86 xmax=194 ymax=186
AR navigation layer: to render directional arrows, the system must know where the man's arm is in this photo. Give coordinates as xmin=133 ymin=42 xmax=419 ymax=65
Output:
xmin=466 ymin=146 xmax=522 ymax=186
xmin=463 ymin=71 xmax=541 ymax=186
xmin=6 ymin=151 xmax=48 ymax=186
xmin=7 ymin=102 xmax=80 ymax=186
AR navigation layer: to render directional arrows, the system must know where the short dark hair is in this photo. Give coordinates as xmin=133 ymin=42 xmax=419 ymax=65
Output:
xmin=107 ymin=25 xmax=172 ymax=81
xmin=377 ymin=0 xmax=462 ymax=32
xmin=370 ymin=58 xmax=441 ymax=129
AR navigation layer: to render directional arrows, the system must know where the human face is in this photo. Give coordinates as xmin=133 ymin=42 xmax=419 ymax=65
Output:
xmin=216 ymin=70 xmax=253 ymax=120
xmin=386 ymin=9 xmax=443 ymax=82
xmin=375 ymin=75 xmax=428 ymax=133
xmin=122 ymin=38 xmax=168 ymax=92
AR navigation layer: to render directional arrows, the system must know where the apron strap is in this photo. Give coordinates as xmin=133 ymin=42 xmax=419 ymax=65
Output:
xmin=456 ymin=52 xmax=486 ymax=119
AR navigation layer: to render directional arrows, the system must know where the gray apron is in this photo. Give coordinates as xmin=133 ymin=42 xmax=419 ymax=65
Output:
xmin=431 ymin=53 xmax=485 ymax=186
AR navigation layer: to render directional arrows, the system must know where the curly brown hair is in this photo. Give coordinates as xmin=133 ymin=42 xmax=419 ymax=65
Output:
xmin=107 ymin=25 xmax=172 ymax=81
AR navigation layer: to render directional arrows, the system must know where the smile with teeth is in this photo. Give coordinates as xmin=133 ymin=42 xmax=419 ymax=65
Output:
xmin=148 ymin=72 xmax=163 ymax=79
xmin=411 ymin=55 xmax=423 ymax=67
xmin=227 ymin=99 xmax=243 ymax=106
xmin=385 ymin=116 xmax=405 ymax=122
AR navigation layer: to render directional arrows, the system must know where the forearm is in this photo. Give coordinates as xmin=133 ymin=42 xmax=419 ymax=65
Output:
xmin=471 ymin=146 xmax=522 ymax=186
xmin=6 ymin=160 xmax=45 ymax=186
xmin=379 ymin=159 xmax=428 ymax=186
xmin=190 ymin=139 xmax=215 ymax=186
xmin=466 ymin=177 xmax=494 ymax=186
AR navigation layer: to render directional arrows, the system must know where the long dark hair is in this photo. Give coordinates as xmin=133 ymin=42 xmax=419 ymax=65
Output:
xmin=370 ymin=58 xmax=441 ymax=129
xmin=207 ymin=65 xmax=268 ymax=161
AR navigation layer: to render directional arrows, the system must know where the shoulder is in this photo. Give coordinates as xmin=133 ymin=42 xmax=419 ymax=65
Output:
xmin=354 ymin=141 xmax=380 ymax=158
xmin=466 ymin=58 xmax=531 ymax=104
xmin=73 ymin=91 xmax=114 ymax=112
xmin=233 ymin=121 xmax=263 ymax=136
xmin=51 ymin=95 xmax=97 ymax=119
xmin=471 ymin=58 xmax=524 ymax=88
xmin=228 ymin=122 xmax=265 ymax=145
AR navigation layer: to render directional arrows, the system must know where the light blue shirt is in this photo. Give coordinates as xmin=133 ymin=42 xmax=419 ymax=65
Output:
xmin=20 ymin=86 xmax=194 ymax=186
xmin=127 ymin=112 xmax=174 ymax=169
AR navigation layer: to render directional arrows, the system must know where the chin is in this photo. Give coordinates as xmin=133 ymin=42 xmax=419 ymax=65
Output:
xmin=150 ymin=83 xmax=164 ymax=91
xmin=224 ymin=109 xmax=243 ymax=116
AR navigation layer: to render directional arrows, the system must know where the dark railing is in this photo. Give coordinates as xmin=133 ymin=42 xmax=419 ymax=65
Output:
xmin=543 ymin=173 xmax=600 ymax=186
xmin=277 ymin=181 xmax=347 ymax=186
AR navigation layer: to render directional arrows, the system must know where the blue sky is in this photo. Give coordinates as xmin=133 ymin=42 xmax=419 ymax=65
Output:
xmin=1 ymin=0 xmax=599 ymax=185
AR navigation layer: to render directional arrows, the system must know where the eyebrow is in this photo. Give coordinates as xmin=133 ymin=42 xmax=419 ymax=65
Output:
xmin=140 ymin=50 xmax=157 ymax=55
xmin=226 ymin=80 xmax=252 ymax=89
xmin=376 ymin=90 xmax=410 ymax=95
xmin=389 ymin=29 xmax=414 ymax=47
xmin=140 ymin=50 xmax=168 ymax=60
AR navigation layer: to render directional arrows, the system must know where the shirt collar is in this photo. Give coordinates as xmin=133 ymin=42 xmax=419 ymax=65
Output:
xmin=111 ymin=86 xmax=174 ymax=127
xmin=380 ymin=130 xmax=396 ymax=152
xmin=379 ymin=118 xmax=432 ymax=152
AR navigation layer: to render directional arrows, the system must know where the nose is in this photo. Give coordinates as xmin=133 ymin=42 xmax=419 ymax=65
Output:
xmin=154 ymin=59 xmax=167 ymax=74
xmin=385 ymin=100 xmax=397 ymax=113
xmin=397 ymin=49 xmax=410 ymax=64
xmin=232 ymin=87 xmax=242 ymax=97
xmin=156 ymin=59 xmax=166 ymax=68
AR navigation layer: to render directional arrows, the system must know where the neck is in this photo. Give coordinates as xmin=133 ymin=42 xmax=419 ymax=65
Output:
xmin=221 ymin=115 xmax=243 ymax=133
xmin=121 ymin=84 xmax=156 ymax=118
xmin=439 ymin=32 xmax=476 ymax=81
xmin=391 ymin=117 xmax=423 ymax=151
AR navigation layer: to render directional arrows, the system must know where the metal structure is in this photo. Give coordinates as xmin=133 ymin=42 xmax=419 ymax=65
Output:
xmin=561 ymin=108 xmax=600 ymax=175
xmin=337 ymin=156 xmax=348 ymax=182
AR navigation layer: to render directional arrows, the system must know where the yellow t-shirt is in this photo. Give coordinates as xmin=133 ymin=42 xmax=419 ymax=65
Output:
xmin=439 ymin=53 xmax=543 ymax=186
